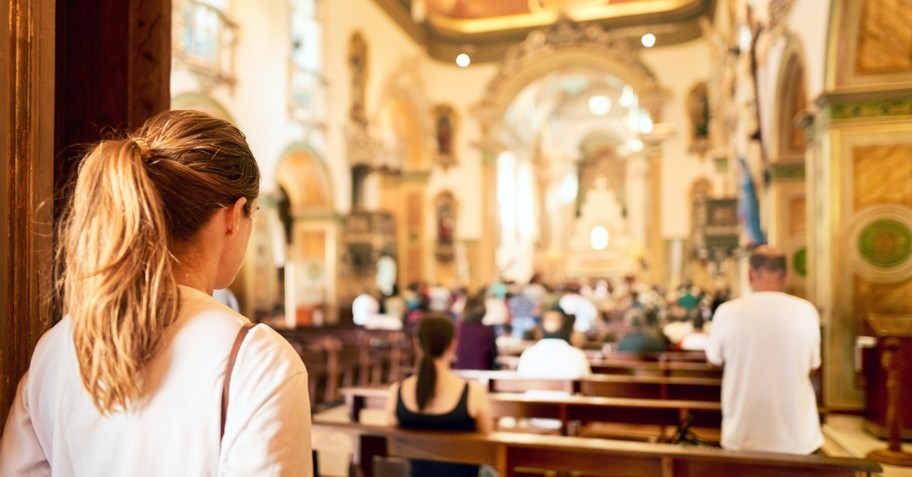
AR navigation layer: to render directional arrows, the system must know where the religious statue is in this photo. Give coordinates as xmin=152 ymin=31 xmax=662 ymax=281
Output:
xmin=687 ymin=81 xmax=711 ymax=155
xmin=348 ymin=32 xmax=368 ymax=127
xmin=433 ymin=104 xmax=457 ymax=169
xmin=435 ymin=192 xmax=456 ymax=261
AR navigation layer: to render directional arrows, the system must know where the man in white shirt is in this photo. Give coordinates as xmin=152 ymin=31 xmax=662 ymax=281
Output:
xmin=351 ymin=290 xmax=379 ymax=326
xmin=517 ymin=308 xmax=591 ymax=379
xmin=706 ymin=246 xmax=823 ymax=454
xmin=558 ymin=287 xmax=598 ymax=334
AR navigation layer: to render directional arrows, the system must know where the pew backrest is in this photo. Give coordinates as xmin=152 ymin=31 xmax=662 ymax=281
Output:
xmin=314 ymin=420 xmax=882 ymax=477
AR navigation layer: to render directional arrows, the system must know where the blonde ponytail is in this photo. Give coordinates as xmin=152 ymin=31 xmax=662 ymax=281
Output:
xmin=58 ymin=110 xmax=260 ymax=413
xmin=59 ymin=140 xmax=178 ymax=413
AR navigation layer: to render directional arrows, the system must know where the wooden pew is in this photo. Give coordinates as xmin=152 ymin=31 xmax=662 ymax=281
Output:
xmin=278 ymin=327 xmax=412 ymax=390
xmin=453 ymin=370 xmax=575 ymax=393
xmin=314 ymin=420 xmax=882 ymax=477
xmin=285 ymin=335 xmax=341 ymax=409
xmin=578 ymin=374 xmax=722 ymax=401
xmin=588 ymin=359 xmax=723 ymax=378
xmin=451 ymin=370 xmax=722 ymax=401
xmin=340 ymin=386 xmax=722 ymax=438
xmin=496 ymin=354 xmax=723 ymax=378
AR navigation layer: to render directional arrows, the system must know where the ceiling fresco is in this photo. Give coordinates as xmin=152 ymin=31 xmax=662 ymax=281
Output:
xmin=375 ymin=0 xmax=715 ymax=62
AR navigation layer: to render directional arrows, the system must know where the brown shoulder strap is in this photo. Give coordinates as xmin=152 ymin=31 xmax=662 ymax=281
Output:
xmin=221 ymin=322 xmax=256 ymax=440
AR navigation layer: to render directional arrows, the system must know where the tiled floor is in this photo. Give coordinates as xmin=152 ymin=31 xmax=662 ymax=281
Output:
xmin=312 ymin=406 xmax=912 ymax=476
xmin=822 ymin=414 xmax=912 ymax=477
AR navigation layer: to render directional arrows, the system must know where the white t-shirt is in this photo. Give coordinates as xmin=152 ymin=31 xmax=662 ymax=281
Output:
xmin=516 ymin=339 xmax=592 ymax=379
xmin=705 ymin=291 xmax=823 ymax=454
xmin=0 ymin=285 xmax=312 ymax=476
xmin=558 ymin=294 xmax=598 ymax=332
xmin=352 ymin=293 xmax=379 ymax=326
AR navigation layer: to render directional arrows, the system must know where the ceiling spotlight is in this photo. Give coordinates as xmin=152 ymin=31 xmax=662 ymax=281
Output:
xmin=456 ymin=53 xmax=471 ymax=68
xmin=588 ymin=95 xmax=611 ymax=116
xmin=641 ymin=33 xmax=656 ymax=48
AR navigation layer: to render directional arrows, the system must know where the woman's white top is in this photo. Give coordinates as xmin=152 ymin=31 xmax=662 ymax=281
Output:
xmin=0 ymin=285 xmax=312 ymax=476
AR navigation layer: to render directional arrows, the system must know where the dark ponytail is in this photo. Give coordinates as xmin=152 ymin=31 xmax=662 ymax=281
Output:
xmin=415 ymin=313 xmax=455 ymax=411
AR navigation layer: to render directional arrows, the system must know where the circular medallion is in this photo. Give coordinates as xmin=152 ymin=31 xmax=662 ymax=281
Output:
xmin=858 ymin=219 xmax=912 ymax=268
xmin=846 ymin=205 xmax=912 ymax=283
xmin=792 ymin=247 xmax=807 ymax=277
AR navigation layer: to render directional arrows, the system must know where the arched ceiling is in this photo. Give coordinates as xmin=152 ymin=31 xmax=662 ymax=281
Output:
xmin=373 ymin=0 xmax=716 ymax=63
xmin=501 ymin=67 xmax=645 ymax=164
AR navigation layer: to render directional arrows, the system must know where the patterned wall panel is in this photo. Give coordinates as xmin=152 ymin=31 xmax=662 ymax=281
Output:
xmin=788 ymin=196 xmax=807 ymax=237
xmin=852 ymin=144 xmax=912 ymax=210
xmin=855 ymin=0 xmax=912 ymax=75
xmin=855 ymin=275 xmax=912 ymax=318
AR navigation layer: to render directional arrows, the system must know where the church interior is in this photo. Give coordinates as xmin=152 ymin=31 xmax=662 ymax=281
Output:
xmin=3 ymin=0 xmax=912 ymax=475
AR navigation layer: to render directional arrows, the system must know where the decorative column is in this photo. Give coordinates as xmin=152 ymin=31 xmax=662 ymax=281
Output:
xmin=477 ymin=141 xmax=503 ymax=288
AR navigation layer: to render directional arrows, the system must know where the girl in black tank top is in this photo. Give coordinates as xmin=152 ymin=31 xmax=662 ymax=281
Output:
xmin=387 ymin=314 xmax=489 ymax=477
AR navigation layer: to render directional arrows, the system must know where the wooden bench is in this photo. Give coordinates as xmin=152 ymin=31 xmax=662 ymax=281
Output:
xmin=452 ymin=370 xmax=722 ymax=401
xmin=313 ymin=420 xmax=882 ymax=477
xmin=588 ymin=359 xmax=723 ymax=378
xmin=340 ymin=386 xmax=722 ymax=438
xmin=278 ymin=327 xmax=413 ymax=399
xmin=496 ymin=355 xmax=723 ymax=378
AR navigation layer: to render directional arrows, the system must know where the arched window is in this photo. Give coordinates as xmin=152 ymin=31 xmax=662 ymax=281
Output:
xmin=290 ymin=0 xmax=325 ymax=127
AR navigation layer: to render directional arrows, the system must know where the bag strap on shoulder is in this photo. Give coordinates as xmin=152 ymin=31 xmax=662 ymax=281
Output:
xmin=221 ymin=322 xmax=256 ymax=440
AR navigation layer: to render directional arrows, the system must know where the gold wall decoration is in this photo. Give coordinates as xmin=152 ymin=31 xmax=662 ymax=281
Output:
xmin=855 ymin=0 xmax=912 ymax=76
xmin=348 ymin=31 xmax=369 ymax=127
xmin=853 ymin=144 xmax=912 ymax=210
xmin=846 ymin=205 xmax=912 ymax=283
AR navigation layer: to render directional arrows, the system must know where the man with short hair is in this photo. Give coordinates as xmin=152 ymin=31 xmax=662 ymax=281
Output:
xmin=517 ymin=307 xmax=591 ymax=379
xmin=706 ymin=246 xmax=823 ymax=454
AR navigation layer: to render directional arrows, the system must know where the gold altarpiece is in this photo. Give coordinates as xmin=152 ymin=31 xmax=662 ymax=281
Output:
xmin=810 ymin=0 xmax=912 ymax=411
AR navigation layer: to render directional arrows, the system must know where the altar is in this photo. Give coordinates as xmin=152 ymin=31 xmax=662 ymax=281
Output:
xmin=564 ymin=177 xmax=641 ymax=279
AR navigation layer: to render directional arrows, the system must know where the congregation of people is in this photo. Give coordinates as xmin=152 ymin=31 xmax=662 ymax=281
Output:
xmin=352 ymin=273 xmax=728 ymax=364
xmin=354 ymin=246 xmax=826 ymax=463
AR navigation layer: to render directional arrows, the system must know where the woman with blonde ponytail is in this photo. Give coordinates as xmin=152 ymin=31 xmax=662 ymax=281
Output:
xmin=385 ymin=313 xmax=492 ymax=477
xmin=0 ymin=110 xmax=312 ymax=476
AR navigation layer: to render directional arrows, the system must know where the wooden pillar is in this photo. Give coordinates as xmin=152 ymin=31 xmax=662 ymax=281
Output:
xmin=54 ymin=0 xmax=172 ymax=205
xmin=1 ymin=0 xmax=171 ymax=425
xmin=1 ymin=0 xmax=56 ymax=428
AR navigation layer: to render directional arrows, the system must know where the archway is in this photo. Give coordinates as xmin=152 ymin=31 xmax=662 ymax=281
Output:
xmin=475 ymin=20 xmax=669 ymax=285
xmin=274 ymin=143 xmax=338 ymax=327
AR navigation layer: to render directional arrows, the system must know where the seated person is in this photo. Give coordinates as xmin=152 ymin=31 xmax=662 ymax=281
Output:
xmin=517 ymin=307 xmax=591 ymax=379
xmin=454 ymin=296 xmax=497 ymax=370
xmin=386 ymin=314 xmax=492 ymax=477
xmin=679 ymin=315 xmax=709 ymax=351
xmin=616 ymin=309 xmax=668 ymax=353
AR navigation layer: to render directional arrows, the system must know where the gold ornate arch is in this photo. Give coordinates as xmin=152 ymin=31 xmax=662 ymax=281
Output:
xmin=772 ymin=36 xmax=808 ymax=162
xmin=474 ymin=19 xmax=669 ymax=140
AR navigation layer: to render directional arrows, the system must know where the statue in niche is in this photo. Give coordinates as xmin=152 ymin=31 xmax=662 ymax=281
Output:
xmin=688 ymin=81 xmax=711 ymax=155
xmin=435 ymin=192 xmax=456 ymax=261
xmin=348 ymin=32 xmax=368 ymax=127
xmin=433 ymin=104 xmax=457 ymax=169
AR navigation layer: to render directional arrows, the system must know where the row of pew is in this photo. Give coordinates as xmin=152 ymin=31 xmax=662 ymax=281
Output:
xmin=280 ymin=326 xmax=866 ymax=477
